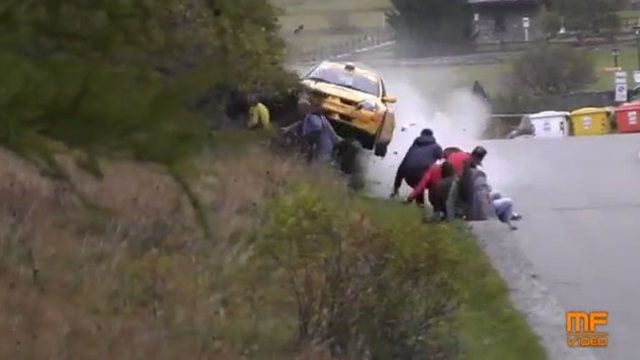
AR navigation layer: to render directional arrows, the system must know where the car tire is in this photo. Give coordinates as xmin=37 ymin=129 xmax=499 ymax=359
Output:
xmin=374 ymin=142 xmax=388 ymax=157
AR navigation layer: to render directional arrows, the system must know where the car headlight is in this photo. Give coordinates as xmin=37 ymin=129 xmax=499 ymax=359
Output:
xmin=357 ymin=100 xmax=378 ymax=112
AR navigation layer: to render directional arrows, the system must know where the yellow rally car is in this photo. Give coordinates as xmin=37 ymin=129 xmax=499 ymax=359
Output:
xmin=300 ymin=61 xmax=397 ymax=157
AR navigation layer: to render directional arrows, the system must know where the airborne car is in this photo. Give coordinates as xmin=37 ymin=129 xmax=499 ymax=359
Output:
xmin=300 ymin=61 xmax=397 ymax=157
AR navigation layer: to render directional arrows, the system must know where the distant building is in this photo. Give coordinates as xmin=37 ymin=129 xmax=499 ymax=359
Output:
xmin=468 ymin=0 xmax=540 ymax=43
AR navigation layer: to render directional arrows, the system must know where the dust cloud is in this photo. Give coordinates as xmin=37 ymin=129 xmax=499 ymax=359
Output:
xmin=362 ymin=66 xmax=492 ymax=197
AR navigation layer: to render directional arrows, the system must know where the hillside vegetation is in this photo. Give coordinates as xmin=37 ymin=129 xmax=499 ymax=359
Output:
xmin=0 ymin=1 xmax=546 ymax=359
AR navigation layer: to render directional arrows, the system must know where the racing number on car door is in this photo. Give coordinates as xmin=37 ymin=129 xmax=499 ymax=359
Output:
xmin=559 ymin=119 xmax=565 ymax=134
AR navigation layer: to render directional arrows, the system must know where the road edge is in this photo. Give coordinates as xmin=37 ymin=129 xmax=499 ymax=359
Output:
xmin=469 ymin=221 xmax=599 ymax=360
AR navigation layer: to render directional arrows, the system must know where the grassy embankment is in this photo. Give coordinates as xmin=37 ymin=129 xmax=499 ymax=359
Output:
xmin=0 ymin=127 xmax=546 ymax=359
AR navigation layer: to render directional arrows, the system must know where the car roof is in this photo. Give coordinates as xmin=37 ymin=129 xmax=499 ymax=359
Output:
xmin=315 ymin=61 xmax=380 ymax=81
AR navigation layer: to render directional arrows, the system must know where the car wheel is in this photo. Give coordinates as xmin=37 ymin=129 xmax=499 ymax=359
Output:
xmin=374 ymin=142 xmax=388 ymax=157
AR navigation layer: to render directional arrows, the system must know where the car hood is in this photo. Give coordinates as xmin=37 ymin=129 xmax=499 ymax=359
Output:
xmin=301 ymin=79 xmax=379 ymax=104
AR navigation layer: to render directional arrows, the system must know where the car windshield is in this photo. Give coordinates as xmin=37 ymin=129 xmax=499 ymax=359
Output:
xmin=305 ymin=66 xmax=380 ymax=96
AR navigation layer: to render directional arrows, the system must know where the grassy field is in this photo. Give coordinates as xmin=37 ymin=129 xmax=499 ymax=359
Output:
xmin=272 ymin=0 xmax=392 ymax=55
xmin=273 ymin=0 xmax=391 ymax=33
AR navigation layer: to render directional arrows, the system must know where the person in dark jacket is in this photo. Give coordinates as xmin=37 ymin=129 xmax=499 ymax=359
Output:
xmin=469 ymin=145 xmax=488 ymax=168
xmin=390 ymin=128 xmax=443 ymax=204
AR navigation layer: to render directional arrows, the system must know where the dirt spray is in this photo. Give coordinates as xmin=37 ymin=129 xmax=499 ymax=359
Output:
xmin=360 ymin=66 xmax=492 ymax=198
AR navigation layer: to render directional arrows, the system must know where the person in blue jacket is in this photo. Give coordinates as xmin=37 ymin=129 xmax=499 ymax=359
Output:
xmin=390 ymin=128 xmax=443 ymax=205
xmin=279 ymin=99 xmax=343 ymax=163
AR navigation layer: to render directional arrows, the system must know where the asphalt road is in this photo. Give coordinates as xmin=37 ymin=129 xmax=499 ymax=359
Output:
xmin=478 ymin=134 xmax=640 ymax=360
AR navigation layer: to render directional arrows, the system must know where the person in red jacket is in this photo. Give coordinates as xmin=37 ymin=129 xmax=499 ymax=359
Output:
xmin=407 ymin=161 xmax=442 ymax=204
xmin=406 ymin=146 xmax=487 ymax=204
xmin=447 ymin=146 xmax=487 ymax=173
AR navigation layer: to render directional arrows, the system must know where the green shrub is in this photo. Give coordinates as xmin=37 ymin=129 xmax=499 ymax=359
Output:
xmin=253 ymin=182 xmax=462 ymax=359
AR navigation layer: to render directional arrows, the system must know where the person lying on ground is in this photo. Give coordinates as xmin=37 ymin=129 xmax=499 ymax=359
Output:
xmin=491 ymin=191 xmax=523 ymax=223
xmin=247 ymin=94 xmax=273 ymax=131
xmin=279 ymin=99 xmax=343 ymax=164
xmin=390 ymin=128 xmax=443 ymax=204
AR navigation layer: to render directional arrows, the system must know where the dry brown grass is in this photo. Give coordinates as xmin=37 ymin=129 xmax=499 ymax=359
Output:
xmin=0 ymin=144 xmax=340 ymax=359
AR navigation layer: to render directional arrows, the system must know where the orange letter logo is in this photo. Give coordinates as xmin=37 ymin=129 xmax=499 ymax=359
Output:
xmin=566 ymin=311 xmax=608 ymax=347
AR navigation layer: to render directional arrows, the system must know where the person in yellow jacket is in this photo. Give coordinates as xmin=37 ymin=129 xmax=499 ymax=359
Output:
xmin=247 ymin=94 xmax=272 ymax=131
